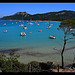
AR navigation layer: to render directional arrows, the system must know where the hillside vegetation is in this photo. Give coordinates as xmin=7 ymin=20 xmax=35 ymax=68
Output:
xmin=0 ymin=10 xmax=75 ymax=21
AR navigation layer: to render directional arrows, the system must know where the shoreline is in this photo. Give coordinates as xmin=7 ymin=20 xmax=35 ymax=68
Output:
xmin=0 ymin=48 xmax=22 ymax=53
xmin=0 ymin=19 xmax=61 ymax=22
xmin=0 ymin=45 xmax=74 ymax=54
xmin=0 ymin=47 xmax=74 ymax=66
xmin=0 ymin=47 xmax=75 ymax=71
xmin=0 ymin=48 xmax=75 ymax=72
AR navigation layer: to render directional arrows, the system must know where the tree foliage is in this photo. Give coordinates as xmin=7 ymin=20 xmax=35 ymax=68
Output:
xmin=0 ymin=50 xmax=26 ymax=72
xmin=59 ymin=19 xmax=75 ymax=69
xmin=0 ymin=50 xmax=55 ymax=72
xmin=59 ymin=19 xmax=75 ymax=28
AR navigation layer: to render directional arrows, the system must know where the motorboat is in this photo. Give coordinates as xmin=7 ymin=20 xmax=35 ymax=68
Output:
xmin=70 ymin=29 xmax=73 ymax=31
xmin=19 ymin=20 xmax=21 ymax=22
xmin=39 ymin=29 xmax=42 ymax=32
xmin=47 ymin=24 xmax=53 ymax=29
xmin=19 ymin=24 xmax=24 ymax=26
xmin=37 ymin=24 xmax=39 ymax=25
xmin=70 ymin=29 xmax=75 ymax=31
xmin=29 ymin=32 xmax=32 ymax=34
xmin=30 ymin=23 xmax=33 ymax=25
xmin=49 ymin=35 xmax=56 ymax=39
xmin=4 ymin=30 xmax=7 ymax=33
xmin=11 ymin=23 xmax=13 ymax=24
xmin=23 ymin=26 xmax=27 ymax=29
xmin=16 ymin=22 xmax=17 ymax=24
xmin=35 ymin=21 xmax=37 ymax=23
xmin=20 ymin=32 xmax=26 ymax=36
xmin=3 ymin=23 xmax=6 ymax=25
xmin=47 ymin=25 xmax=51 ymax=29
xmin=27 ymin=22 xmax=33 ymax=25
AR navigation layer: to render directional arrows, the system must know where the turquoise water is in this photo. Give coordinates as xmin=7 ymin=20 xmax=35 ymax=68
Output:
xmin=0 ymin=20 xmax=75 ymax=65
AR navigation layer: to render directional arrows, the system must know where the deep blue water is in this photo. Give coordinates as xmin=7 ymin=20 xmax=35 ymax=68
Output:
xmin=0 ymin=20 xmax=75 ymax=65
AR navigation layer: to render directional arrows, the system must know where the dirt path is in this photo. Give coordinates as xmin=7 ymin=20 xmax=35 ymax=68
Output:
xmin=52 ymin=68 xmax=75 ymax=72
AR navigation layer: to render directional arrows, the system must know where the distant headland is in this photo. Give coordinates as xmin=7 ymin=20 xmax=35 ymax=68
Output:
xmin=0 ymin=10 xmax=75 ymax=21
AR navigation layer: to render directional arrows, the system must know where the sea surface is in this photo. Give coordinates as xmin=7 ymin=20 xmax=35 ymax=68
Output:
xmin=0 ymin=20 xmax=75 ymax=65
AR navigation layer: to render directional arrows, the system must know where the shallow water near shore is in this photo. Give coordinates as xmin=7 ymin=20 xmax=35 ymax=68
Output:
xmin=0 ymin=20 xmax=75 ymax=65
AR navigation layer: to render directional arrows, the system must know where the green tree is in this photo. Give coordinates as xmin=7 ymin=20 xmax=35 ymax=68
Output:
xmin=0 ymin=53 xmax=6 ymax=70
xmin=59 ymin=19 xmax=75 ymax=69
xmin=28 ymin=61 xmax=41 ymax=72
xmin=7 ymin=50 xmax=20 ymax=71
xmin=0 ymin=50 xmax=22 ymax=72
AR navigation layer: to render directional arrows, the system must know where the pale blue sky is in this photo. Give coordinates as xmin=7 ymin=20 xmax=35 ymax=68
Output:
xmin=0 ymin=3 xmax=75 ymax=18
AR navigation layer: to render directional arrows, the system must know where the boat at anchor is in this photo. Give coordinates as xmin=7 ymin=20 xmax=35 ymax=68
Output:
xmin=20 ymin=32 xmax=26 ymax=36
xmin=49 ymin=35 xmax=56 ymax=39
xmin=4 ymin=30 xmax=7 ymax=33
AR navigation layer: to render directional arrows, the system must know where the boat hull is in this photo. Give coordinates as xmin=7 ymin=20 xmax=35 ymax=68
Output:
xmin=49 ymin=35 xmax=56 ymax=39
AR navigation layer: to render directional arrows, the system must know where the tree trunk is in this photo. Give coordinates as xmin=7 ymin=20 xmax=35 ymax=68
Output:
xmin=61 ymin=53 xmax=64 ymax=69
xmin=61 ymin=35 xmax=67 ymax=69
xmin=29 ymin=64 xmax=31 ymax=72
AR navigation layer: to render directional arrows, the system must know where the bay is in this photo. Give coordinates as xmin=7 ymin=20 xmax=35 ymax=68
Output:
xmin=0 ymin=20 xmax=75 ymax=65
